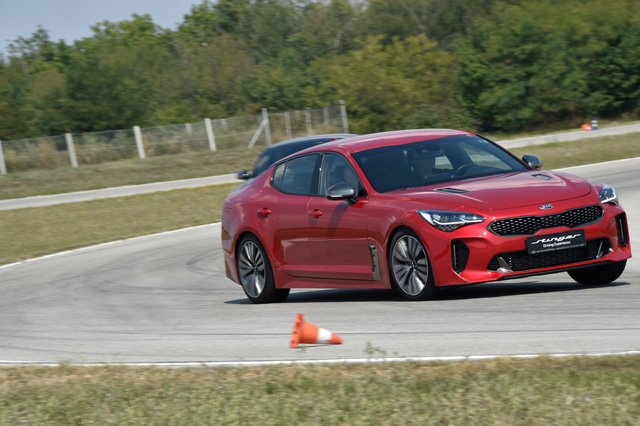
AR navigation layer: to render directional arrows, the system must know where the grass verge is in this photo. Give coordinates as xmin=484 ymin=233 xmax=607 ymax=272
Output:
xmin=0 ymin=147 xmax=261 ymax=200
xmin=508 ymin=132 xmax=640 ymax=170
xmin=0 ymin=184 xmax=236 ymax=265
xmin=1 ymin=355 xmax=639 ymax=425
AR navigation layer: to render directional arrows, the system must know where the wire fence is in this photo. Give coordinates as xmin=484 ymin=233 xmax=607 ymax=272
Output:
xmin=0 ymin=102 xmax=349 ymax=174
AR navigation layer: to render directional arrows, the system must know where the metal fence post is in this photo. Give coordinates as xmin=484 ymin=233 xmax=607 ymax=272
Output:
xmin=205 ymin=118 xmax=217 ymax=151
xmin=285 ymin=111 xmax=292 ymax=139
xmin=340 ymin=99 xmax=349 ymax=133
xmin=65 ymin=133 xmax=79 ymax=168
xmin=323 ymin=106 xmax=329 ymax=127
xmin=0 ymin=140 xmax=6 ymax=175
xmin=305 ymin=108 xmax=313 ymax=135
xmin=133 ymin=126 xmax=146 ymax=159
xmin=185 ymin=123 xmax=193 ymax=137
xmin=262 ymin=108 xmax=271 ymax=146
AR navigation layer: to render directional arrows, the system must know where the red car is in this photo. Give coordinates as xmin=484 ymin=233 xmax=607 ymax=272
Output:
xmin=221 ymin=129 xmax=631 ymax=303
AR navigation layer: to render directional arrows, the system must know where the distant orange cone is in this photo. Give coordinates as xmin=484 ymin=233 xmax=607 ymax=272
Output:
xmin=290 ymin=313 xmax=343 ymax=348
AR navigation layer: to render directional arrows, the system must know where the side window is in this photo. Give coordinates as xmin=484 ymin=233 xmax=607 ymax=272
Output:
xmin=272 ymin=154 xmax=319 ymax=195
xmin=319 ymin=153 xmax=366 ymax=197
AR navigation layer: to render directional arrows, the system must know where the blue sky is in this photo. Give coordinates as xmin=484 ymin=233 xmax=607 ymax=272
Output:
xmin=0 ymin=0 xmax=202 ymax=56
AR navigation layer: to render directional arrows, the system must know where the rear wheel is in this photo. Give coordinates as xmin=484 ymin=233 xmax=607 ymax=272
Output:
xmin=568 ymin=260 xmax=626 ymax=285
xmin=237 ymin=235 xmax=289 ymax=304
xmin=389 ymin=229 xmax=439 ymax=301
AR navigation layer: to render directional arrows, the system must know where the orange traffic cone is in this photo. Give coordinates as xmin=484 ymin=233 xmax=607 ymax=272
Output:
xmin=290 ymin=313 xmax=343 ymax=348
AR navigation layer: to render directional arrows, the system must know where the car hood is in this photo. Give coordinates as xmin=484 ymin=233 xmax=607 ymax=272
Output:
xmin=394 ymin=171 xmax=594 ymax=211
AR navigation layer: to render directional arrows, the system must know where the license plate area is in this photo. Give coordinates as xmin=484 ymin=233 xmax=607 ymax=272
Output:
xmin=525 ymin=230 xmax=586 ymax=255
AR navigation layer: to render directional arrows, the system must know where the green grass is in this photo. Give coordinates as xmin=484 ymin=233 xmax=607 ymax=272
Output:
xmin=508 ymin=133 xmax=640 ymax=170
xmin=0 ymin=184 xmax=237 ymax=265
xmin=1 ymin=133 xmax=639 ymax=266
xmin=1 ymin=355 xmax=639 ymax=425
xmin=0 ymin=147 xmax=261 ymax=201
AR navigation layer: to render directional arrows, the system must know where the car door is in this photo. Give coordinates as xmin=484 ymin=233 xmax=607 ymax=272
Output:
xmin=305 ymin=153 xmax=375 ymax=281
xmin=253 ymin=153 xmax=319 ymax=278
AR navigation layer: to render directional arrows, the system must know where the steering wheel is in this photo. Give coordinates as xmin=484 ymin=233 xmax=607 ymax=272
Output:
xmin=451 ymin=164 xmax=475 ymax=179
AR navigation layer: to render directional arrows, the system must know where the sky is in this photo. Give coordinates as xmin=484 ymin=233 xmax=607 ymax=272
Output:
xmin=0 ymin=0 xmax=202 ymax=56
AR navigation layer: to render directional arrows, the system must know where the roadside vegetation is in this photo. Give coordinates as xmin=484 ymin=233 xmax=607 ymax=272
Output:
xmin=1 ymin=355 xmax=639 ymax=425
xmin=2 ymin=0 xmax=638 ymax=143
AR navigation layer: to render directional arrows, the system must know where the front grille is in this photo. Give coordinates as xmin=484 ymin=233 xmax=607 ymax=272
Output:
xmin=489 ymin=205 xmax=603 ymax=236
xmin=488 ymin=238 xmax=610 ymax=272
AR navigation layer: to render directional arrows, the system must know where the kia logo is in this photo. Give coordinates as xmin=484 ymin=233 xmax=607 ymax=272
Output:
xmin=540 ymin=204 xmax=554 ymax=210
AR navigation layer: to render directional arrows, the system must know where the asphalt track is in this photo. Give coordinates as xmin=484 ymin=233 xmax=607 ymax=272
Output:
xmin=1 ymin=159 xmax=638 ymax=365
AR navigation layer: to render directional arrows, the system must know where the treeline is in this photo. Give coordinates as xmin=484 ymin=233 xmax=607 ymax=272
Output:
xmin=1 ymin=0 xmax=639 ymax=141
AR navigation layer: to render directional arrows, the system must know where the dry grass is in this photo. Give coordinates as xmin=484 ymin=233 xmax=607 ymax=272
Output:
xmin=0 ymin=184 xmax=237 ymax=265
xmin=508 ymin=133 xmax=640 ymax=170
xmin=1 ymin=355 xmax=639 ymax=425
xmin=0 ymin=148 xmax=261 ymax=200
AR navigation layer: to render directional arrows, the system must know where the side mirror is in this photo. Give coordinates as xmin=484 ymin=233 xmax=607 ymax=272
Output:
xmin=326 ymin=182 xmax=356 ymax=203
xmin=237 ymin=169 xmax=252 ymax=180
xmin=522 ymin=154 xmax=543 ymax=170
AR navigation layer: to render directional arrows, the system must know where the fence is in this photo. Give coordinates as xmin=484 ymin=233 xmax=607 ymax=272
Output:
xmin=0 ymin=101 xmax=349 ymax=174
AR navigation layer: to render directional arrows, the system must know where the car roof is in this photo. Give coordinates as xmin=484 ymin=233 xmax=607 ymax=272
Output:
xmin=320 ymin=129 xmax=476 ymax=154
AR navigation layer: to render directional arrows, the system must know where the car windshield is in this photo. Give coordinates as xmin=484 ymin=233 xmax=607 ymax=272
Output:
xmin=352 ymin=134 xmax=529 ymax=193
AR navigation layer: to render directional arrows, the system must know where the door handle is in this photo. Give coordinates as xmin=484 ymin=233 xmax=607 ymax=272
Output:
xmin=309 ymin=209 xmax=323 ymax=218
xmin=257 ymin=208 xmax=272 ymax=217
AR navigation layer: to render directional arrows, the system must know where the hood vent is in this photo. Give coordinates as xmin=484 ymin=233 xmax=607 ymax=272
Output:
xmin=532 ymin=174 xmax=553 ymax=181
xmin=437 ymin=188 xmax=470 ymax=194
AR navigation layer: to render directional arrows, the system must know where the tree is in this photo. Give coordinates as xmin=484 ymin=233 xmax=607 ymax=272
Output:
xmin=457 ymin=0 xmax=640 ymax=130
xmin=307 ymin=35 xmax=472 ymax=133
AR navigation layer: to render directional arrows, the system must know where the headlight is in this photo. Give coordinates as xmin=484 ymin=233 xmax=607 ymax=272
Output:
xmin=598 ymin=183 xmax=618 ymax=205
xmin=418 ymin=210 xmax=485 ymax=232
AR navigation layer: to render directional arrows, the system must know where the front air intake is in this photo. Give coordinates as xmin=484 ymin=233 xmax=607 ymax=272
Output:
xmin=616 ymin=214 xmax=629 ymax=248
xmin=451 ymin=241 xmax=470 ymax=273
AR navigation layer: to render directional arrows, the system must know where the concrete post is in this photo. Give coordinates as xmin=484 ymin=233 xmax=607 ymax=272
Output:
xmin=205 ymin=118 xmax=216 ymax=151
xmin=0 ymin=140 xmax=6 ymax=175
xmin=262 ymin=108 xmax=271 ymax=146
xmin=134 ymin=126 xmax=146 ymax=159
xmin=340 ymin=99 xmax=349 ymax=133
xmin=65 ymin=133 xmax=79 ymax=168
xmin=305 ymin=108 xmax=312 ymax=135
xmin=285 ymin=111 xmax=292 ymax=139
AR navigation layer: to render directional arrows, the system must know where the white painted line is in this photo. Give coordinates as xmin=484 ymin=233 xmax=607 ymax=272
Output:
xmin=2 ymin=351 xmax=639 ymax=368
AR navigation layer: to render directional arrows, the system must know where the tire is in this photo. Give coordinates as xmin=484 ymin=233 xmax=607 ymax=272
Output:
xmin=236 ymin=234 xmax=290 ymax=304
xmin=389 ymin=229 xmax=439 ymax=301
xmin=568 ymin=260 xmax=627 ymax=285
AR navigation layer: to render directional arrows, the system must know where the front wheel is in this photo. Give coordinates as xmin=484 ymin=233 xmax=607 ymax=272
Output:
xmin=568 ymin=260 xmax=627 ymax=285
xmin=237 ymin=235 xmax=290 ymax=304
xmin=389 ymin=229 xmax=439 ymax=301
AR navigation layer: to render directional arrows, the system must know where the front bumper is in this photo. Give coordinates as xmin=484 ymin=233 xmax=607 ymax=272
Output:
xmin=420 ymin=202 xmax=631 ymax=287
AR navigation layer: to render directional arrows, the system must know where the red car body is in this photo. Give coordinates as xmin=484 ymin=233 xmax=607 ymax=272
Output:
xmin=222 ymin=129 xmax=631 ymax=302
